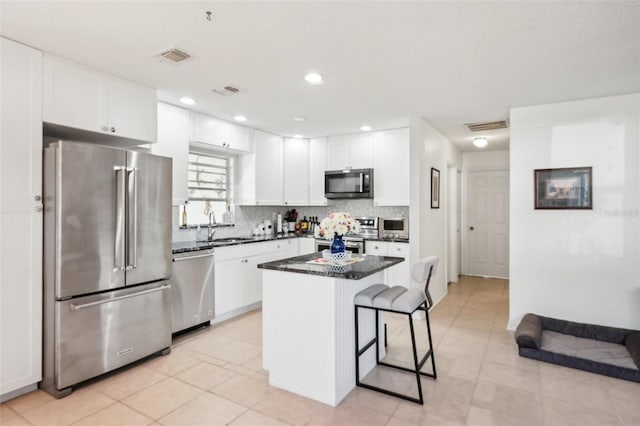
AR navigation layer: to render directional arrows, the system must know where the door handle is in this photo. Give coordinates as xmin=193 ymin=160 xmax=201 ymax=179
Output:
xmin=114 ymin=166 xmax=126 ymax=271
xmin=69 ymin=285 xmax=171 ymax=310
xmin=469 ymin=226 xmax=474 ymax=231
xmin=126 ymin=167 xmax=138 ymax=270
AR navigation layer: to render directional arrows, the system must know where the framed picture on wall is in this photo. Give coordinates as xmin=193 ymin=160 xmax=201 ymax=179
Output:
xmin=431 ymin=167 xmax=440 ymax=209
xmin=534 ymin=167 xmax=592 ymax=209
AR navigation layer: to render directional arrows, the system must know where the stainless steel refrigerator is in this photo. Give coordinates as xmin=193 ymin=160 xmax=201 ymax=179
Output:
xmin=42 ymin=141 xmax=173 ymax=398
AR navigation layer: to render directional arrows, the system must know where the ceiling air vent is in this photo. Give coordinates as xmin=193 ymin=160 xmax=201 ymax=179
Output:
xmin=212 ymin=85 xmax=245 ymax=96
xmin=156 ymin=47 xmax=192 ymax=64
xmin=464 ymin=120 xmax=509 ymax=132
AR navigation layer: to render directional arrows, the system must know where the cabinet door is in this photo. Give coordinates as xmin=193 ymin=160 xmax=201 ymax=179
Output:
xmin=309 ymin=138 xmax=328 ymax=205
xmin=373 ymin=128 xmax=410 ymax=206
xmin=107 ymin=77 xmax=157 ymax=143
xmin=0 ymin=38 xmax=43 ymax=395
xmin=327 ymin=133 xmax=373 ymax=170
xmin=283 ymin=138 xmax=310 ymax=205
xmin=192 ymin=113 xmax=226 ymax=148
xmin=327 ymin=135 xmax=351 ymax=170
xmin=227 ymin=123 xmax=251 ymax=152
xmin=387 ymin=242 xmax=410 ymax=288
xmin=153 ymin=103 xmax=189 ymax=205
xmin=214 ymin=256 xmax=253 ymax=316
xmin=254 ymin=130 xmax=283 ymax=205
xmin=43 ymin=54 xmax=105 ymax=133
xmin=348 ymin=133 xmax=374 ymax=169
xmin=298 ymin=238 xmax=317 ymax=255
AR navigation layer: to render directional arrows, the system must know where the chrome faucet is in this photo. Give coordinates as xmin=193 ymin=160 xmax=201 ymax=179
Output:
xmin=208 ymin=212 xmax=216 ymax=241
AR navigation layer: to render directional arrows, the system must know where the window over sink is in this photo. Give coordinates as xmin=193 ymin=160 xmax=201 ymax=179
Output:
xmin=183 ymin=149 xmax=233 ymax=225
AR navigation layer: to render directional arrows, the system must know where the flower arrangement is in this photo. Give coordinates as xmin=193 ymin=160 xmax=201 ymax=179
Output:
xmin=314 ymin=212 xmax=361 ymax=240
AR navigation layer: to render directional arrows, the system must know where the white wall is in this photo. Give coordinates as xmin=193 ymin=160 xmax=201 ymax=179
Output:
xmin=463 ymin=150 xmax=509 ymax=170
xmin=409 ymin=116 xmax=462 ymax=305
xmin=509 ymin=93 xmax=640 ymax=330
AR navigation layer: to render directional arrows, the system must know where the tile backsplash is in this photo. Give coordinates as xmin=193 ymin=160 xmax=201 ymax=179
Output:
xmin=172 ymin=199 xmax=409 ymax=242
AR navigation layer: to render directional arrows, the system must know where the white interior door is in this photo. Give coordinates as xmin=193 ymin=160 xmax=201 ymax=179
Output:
xmin=466 ymin=169 xmax=509 ymax=278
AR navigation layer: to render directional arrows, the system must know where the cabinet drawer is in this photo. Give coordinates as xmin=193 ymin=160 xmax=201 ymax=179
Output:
xmin=388 ymin=242 xmax=409 ymax=258
xmin=55 ymin=281 xmax=171 ymax=389
xmin=365 ymin=241 xmax=387 ymax=256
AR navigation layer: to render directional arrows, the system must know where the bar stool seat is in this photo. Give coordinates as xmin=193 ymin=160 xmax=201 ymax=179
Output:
xmin=354 ymin=256 xmax=439 ymax=405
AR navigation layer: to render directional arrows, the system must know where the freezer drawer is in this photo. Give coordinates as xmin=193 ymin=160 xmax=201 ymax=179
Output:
xmin=54 ymin=281 xmax=172 ymax=390
xmin=172 ymin=249 xmax=215 ymax=333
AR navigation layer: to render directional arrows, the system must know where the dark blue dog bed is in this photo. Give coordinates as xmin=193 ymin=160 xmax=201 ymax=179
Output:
xmin=515 ymin=313 xmax=640 ymax=383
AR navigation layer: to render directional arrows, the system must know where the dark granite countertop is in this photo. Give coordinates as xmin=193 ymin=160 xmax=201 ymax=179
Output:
xmin=172 ymin=234 xmax=314 ymax=254
xmin=257 ymin=252 xmax=404 ymax=280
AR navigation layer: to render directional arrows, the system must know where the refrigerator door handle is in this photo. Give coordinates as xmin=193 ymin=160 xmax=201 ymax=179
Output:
xmin=69 ymin=284 xmax=172 ymax=310
xmin=126 ymin=167 xmax=138 ymax=270
xmin=115 ymin=166 xmax=127 ymax=271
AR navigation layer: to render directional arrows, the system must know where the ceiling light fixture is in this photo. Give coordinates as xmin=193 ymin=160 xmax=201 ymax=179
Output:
xmin=179 ymin=97 xmax=196 ymax=106
xmin=234 ymin=115 xmax=247 ymax=122
xmin=293 ymin=134 xmax=303 ymax=139
xmin=304 ymin=73 xmax=323 ymax=84
xmin=360 ymin=125 xmax=372 ymax=131
xmin=473 ymin=137 xmax=488 ymax=148
xmin=293 ymin=116 xmax=306 ymax=122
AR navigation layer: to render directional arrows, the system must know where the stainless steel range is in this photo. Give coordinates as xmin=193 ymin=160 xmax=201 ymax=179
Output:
xmin=314 ymin=217 xmax=378 ymax=253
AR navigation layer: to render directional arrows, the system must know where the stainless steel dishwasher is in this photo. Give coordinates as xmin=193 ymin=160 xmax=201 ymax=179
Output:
xmin=171 ymin=249 xmax=215 ymax=334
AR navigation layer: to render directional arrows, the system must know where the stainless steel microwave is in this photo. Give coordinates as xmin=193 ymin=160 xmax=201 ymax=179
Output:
xmin=324 ymin=168 xmax=373 ymax=199
xmin=378 ymin=217 xmax=409 ymax=240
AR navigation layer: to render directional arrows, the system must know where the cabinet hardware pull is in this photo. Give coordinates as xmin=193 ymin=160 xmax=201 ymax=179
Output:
xmin=69 ymin=285 xmax=171 ymax=310
xmin=110 ymin=127 xmax=116 ymax=133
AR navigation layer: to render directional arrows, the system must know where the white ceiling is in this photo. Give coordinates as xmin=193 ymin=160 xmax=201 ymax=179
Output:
xmin=1 ymin=1 xmax=639 ymax=152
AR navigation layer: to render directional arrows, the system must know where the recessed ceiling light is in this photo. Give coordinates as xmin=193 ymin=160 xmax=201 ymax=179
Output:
xmin=360 ymin=125 xmax=372 ymax=131
xmin=473 ymin=137 xmax=488 ymax=148
xmin=234 ymin=115 xmax=247 ymax=122
xmin=304 ymin=73 xmax=323 ymax=84
xmin=293 ymin=135 xmax=303 ymax=139
xmin=179 ymin=97 xmax=196 ymax=105
xmin=293 ymin=116 xmax=306 ymax=122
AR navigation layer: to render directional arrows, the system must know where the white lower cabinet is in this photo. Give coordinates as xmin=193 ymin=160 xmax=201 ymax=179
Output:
xmin=0 ymin=37 xmax=43 ymax=400
xmin=214 ymin=239 xmax=299 ymax=319
xmin=298 ymin=237 xmax=317 ymax=255
xmin=365 ymin=241 xmax=410 ymax=288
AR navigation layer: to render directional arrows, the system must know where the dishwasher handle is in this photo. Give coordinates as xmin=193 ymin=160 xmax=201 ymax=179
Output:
xmin=173 ymin=252 xmax=215 ymax=262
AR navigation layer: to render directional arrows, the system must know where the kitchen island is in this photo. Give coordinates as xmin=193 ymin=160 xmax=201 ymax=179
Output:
xmin=258 ymin=252 xmax=404 ymax=406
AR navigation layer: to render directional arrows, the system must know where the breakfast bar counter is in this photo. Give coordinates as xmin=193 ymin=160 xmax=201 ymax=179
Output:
xmin=258 ymin=253 xmax=404 ymax=406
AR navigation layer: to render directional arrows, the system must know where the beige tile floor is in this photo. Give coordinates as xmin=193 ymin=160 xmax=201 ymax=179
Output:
xmin=2 ymin=276 xmax=639 ymax=425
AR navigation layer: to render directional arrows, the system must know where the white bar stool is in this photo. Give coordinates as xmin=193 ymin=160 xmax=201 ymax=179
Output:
xmin=354 ymin=256 xmax=438 ymax=404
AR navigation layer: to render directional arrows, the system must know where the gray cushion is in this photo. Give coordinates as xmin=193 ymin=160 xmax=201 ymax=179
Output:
xmin=391 ymin=288 xmax=425 ymax=313
xmin=541 ymin=330 xmax=637 ymax=370
xmin=515 ymin=313 xmax=542 ymax=349
xmin=372 ymin=286 xmax=407 ymax=310
xmin=626 ymin=332 xmax=640 ymax=369
xmin=354 ymin=284 xmax=388 ymax=307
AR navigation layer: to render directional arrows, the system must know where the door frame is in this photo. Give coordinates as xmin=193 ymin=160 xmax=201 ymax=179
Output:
xmin=461 ymin=166 xmax=510 ymax=277
xmin=447 ymin=167 xmax=461 ymax=283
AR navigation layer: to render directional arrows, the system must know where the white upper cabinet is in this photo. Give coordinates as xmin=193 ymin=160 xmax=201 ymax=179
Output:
xmin=373 ymin=128 xmax=410 ymax=206
xmin=283 ymin=138 xmax=310 ymax=206
xmin=309 ymin=137 xmax=328 ymax=206
xmin=192 ymin=112 xmax=251 ymax=153
xmin=236 ymin=130 xmax=283 ymax=205
xmin=43 ymin=54 xmax=157 ymax=143
xmin=152 ymin=103 xmax=189 ymax=205
xmin=327 ymin=133 xmax=373 ymax=171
